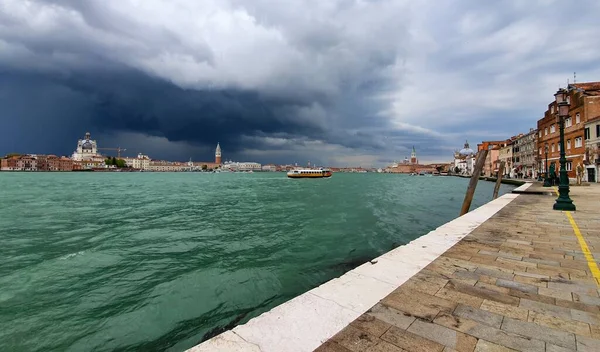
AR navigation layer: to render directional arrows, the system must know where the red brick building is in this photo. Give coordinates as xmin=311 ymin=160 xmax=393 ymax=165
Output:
xmin=537 ymin=82 xmax=600 ymax=178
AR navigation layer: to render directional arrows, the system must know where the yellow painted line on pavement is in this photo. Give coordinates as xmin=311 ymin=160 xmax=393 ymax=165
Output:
xmin=553 ymin=187 xmax=600 ymax=286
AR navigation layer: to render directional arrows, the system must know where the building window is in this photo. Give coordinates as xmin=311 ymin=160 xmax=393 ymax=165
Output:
xmin=575 ymin=137 xmax=583 ymax=148
xmin=539 ymin=131 xmax=542 ymax=138
xmin=597 ymin=124 xmax=600 ymax=139
xmin=551 ymin=106 xmax=555 ymax=113
xmin=566 ymin=161 xmax=572 ymax=171
xmin=565 ymin=118 xmax=572 ymax=127
xmin=551 ymin=144 xmax=555 ymax=152
xmin=576 ymin=113 xmax=580 ymax=124
xmin=567 ymin=96 xmax=571 ymax=104
xmin=539 ymin=148 xmax=542 ymax=155
xmin=567 ymin=139 xmax=571 ymax=149
xmin=550 ymin=125 xmax=556 ymax=133
xmin=585 ymin=127 xmax=590 ymax=140
xmin=545 ymin=127 xmax=548 ymax=135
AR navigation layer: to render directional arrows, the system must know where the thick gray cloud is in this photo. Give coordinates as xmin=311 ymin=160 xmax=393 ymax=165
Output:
xmin=1 ymin=0 xmax=600 ymax=165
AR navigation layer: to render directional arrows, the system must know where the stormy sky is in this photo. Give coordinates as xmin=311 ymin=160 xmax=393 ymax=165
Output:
xmin=1 ymin=0 xmax=600 ymax=166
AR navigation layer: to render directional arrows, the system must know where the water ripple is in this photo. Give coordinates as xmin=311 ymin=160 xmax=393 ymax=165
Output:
xmin=0 ymin=172 xmax=514 ymax=351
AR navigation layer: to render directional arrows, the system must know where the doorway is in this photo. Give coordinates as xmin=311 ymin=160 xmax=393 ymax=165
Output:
xmin=588 ymin=167 xmax=596 ymax=182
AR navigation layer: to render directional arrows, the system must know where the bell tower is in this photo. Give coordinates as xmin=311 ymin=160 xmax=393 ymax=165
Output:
xmin=410 ymin=146 xmax=418 ymax=164
xmin=215 ymin=143 xmax=222 ymax=164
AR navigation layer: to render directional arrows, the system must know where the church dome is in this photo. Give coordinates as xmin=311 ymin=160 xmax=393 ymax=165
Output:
xmin=82 ymin=141 xmax=93 ymax=150
xmin=459 ymin=140 xmax=474 ymax=156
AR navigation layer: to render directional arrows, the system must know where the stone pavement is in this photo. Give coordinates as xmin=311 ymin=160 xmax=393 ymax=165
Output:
xmin=316 ymin=183 xmax=600 ymax=352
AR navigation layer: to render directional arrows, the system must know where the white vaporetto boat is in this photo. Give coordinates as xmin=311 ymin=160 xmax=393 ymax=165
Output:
xmin=287 ymin=168 xmax=332 ymax=179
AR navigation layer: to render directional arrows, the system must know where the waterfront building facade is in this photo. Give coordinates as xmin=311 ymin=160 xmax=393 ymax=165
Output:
xmin=513 ymin=129 xmax=538 ymax=179
xmin=262 ymin=164 xmax=277 ymax=172
xmin=453 ymin=141 xmax=476 ymax=175
xmin=498 ymin=142 xmax=513 ymax=178
xmin=147 ymin=161 xmax=189 ymax=172
xmin=1 ymin=156 xmax=20 ymax=171
xmin=221 ymin=161 xmax=262 ymax=172
xmin=537 ymin=82 xmax=600 ymax=179
xmin=584 ymin=116 xmax=600 ymax=182
xmin=478 ymin=141 xmax=507 ymax=177
xmin=124 ymin=154 xmax=150 ymax=170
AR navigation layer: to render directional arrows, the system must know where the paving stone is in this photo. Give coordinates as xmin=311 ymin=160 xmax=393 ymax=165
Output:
xmin=573 ymin=292 xmax=600 ymax=306
xmin=407 ymin=319 xmax=477 ymax=352
xmin=496 ymin=278 xmax=538 ymax=294
xmin=474 ymin=268 xmax=515 ymax=280
xmin=548 ymin=282 xmax=599 ymax=296
xmin=591 ymin=324 xmax=600 ymax=339
xmin=383 ymin=288 xmax=456 ymax=322
xmin=538 ymin=287 xmax=576 ymax=301
xmin=435 ymin=314 xmax=545 ymax=351
xmin=447 ymin=280 xmax=520 ymax=306
xmin=479 ymin=250 xmax=522 ymax=261
xmin=554 ymin=298 xmax=600 ymax=314
xmin=513 ymin=274 xmax=547 ymax=288
xmin=435 ymin=287 xmax=484 ymax=308
xmin=475 ymin=281 xmax=510 ymax=294
xmin=470 ymin=255 xmax=502 ymax=267
xmin=315 ymin=341 xmax=354 ymax=352
xmin=508 ymin=288 xmax=555 ymax=305
xmin=506 ymin=239 xmax=532 ymax=245
xmin=351 ymin=314 xmax=392 ymax=338
xmin=527 ymin=311 xmax=591 ymax=337
xmin=545 ymin=343 xmax=575 ymax=352
xmin=570 ymin=309 xmax=600 ymax=325
xmin=480 ymin=300 xmax=529 ymax=321
xmin=496 ymin=257 xmax=536 ymax=271
xmin=473 ymin=339 xmax=517 ymax=352
xmin=369 ymin=341 xmax=407 ymax=352
xmin=576 ymin=335 xmax=600 ymax=352
xmin=537 ymin=264 xmax=588 ymax=277
xmin=501 ymin=317 xmax=576 ymax=349
xmin=453 ymin=304 xmax=503 ymax=328
xmin=559 ymin=259 xmax=591 ymax=271
xmin=529 ymin=252 xmax=566 ymax=261
xmin=514 ymin=271 xmax=551 ymax=280
xmin=523 ymin=257 xmax=561 ymax=266
xmin=332 ymin=325 xmax=380 ymax=352
xmin=381 ymin=326 xmax=444 ymax=352
xmin=367 ymin=303 xmax=416 ymax=330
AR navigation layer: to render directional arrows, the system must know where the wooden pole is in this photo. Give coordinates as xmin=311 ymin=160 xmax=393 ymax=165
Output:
xmin=492 ymin=161 xmax=505 ymax=199
xmin=460 ymin=149 xmax=488 ymax=216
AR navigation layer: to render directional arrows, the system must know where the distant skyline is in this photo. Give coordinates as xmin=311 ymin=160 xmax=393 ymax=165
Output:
xmin=1 ymin=0 xmax=600 ymax=167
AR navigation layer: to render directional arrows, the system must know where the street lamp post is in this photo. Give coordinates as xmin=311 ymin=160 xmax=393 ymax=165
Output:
xmin=553 ymin=88 xmax=576 ymax=211
xmin=543 ymin=142 xmax=550 ymax=187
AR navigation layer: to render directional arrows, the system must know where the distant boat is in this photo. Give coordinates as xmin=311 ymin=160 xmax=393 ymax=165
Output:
xmin=409 ymin=172 xmax=417 ymax=176
xmin=287 ymin=168 xmax=332 ymax=178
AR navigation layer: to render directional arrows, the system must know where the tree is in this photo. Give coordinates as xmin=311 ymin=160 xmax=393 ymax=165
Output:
xmin=436 ymin=165 xmax=444 ymax=173
xmin=116 ymin=159 xmax=126 ymax=168
xmin=111 ymin=157 xmax=117 ymax=166
xmin=105 ymin=158 xmax=113 ymax=166
xmin=202 ymin=164 xmax=208 ymax=171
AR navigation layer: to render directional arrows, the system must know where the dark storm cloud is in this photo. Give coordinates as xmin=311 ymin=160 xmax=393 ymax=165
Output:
xmin=0 ymin=0 xmax=420 ymax=164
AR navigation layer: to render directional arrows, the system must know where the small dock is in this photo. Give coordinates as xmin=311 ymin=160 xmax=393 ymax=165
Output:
xmin=191 ymin=183 xmax=600 ymax=352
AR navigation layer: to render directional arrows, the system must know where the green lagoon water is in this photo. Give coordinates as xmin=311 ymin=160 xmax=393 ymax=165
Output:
xmin=0 ymin=172 xmax=515 ymax=351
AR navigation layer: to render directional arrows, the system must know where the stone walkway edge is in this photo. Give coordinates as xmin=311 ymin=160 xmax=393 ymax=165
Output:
xmin=187 ymin=183 xmax=532 ymax=352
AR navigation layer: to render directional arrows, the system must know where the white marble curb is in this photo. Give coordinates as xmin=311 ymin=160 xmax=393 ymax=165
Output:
xmin=188 ymin=183 xmax=531 ymax=352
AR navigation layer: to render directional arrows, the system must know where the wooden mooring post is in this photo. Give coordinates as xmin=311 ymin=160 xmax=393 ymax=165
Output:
xmin=460 ymin=149 xmax=488 ymax=216
xmin=492 ymin=161 xmax=505 ymax=199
